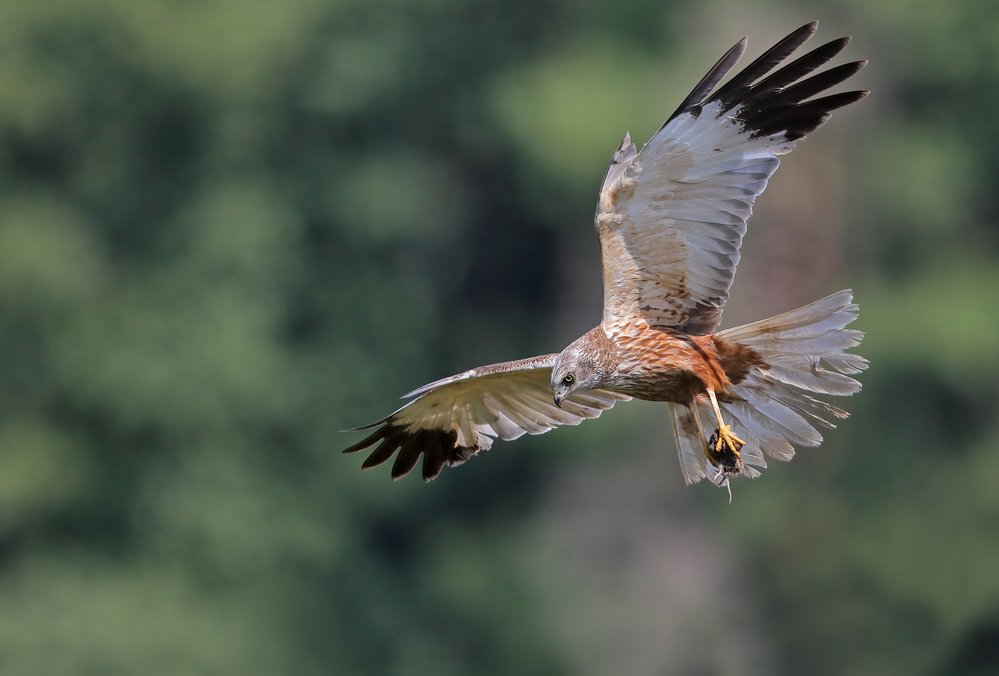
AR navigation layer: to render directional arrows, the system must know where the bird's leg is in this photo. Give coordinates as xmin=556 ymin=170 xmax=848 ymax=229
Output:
xmin=690 ymin=401 xmax=742 ymax=503
xmin=705 ymin=388 xmax=745 ymax=465
xmin=691 ymin=398 xmax=734 ymax=502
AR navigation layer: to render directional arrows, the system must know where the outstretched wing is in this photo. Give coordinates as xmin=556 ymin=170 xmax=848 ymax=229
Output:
xmin=597 ymin=22 xmax=867 ymax=335
xmin=343 ymin=355 xmax=630 ymax=481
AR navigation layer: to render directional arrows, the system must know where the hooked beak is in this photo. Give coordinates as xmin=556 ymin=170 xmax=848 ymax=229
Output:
xmin=553 ymin=393 xmax=564 ymax=408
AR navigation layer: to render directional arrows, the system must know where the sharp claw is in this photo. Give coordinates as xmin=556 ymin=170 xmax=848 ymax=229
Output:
xmin=708 ymin=425 xmax=745 ymax=459
xmin=705 ymin=421 xmax=745 ymax=500
xmin=698 ymin=393 xmax=747 ymax=497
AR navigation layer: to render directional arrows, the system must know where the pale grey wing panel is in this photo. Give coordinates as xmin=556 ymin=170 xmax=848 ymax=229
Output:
xmin=344 ymin=354 xmax=630 ymax=481
xmin=598 ymin=120 xmax=781 ymax=333
xmin=597 ymin=23 xmax=867 ymax=335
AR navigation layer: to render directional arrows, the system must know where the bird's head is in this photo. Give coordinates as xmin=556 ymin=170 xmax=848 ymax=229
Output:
xmin=551 ymin=337 xmax=605 ymax=407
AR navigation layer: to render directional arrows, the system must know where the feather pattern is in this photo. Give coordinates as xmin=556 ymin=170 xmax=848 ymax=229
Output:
xmin=345 ymin=24 xmax=868 ymax=489
xmin=598 ymin=23 xmax=867 ymax=336
xmin=344 ymin=355 xmax=630 ymax=481
xmin=672 ymin=290 xmax=868 ymax=484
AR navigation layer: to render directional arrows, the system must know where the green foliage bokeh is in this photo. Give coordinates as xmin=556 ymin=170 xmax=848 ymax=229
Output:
xmin=1 ymin=1 xmax=997 ymax=674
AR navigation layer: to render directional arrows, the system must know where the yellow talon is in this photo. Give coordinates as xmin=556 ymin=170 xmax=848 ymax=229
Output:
xmin=704 ymin=389 xmax=746 ymax=477
xmin=693 ymin=391 xmax=748 ymax=492
xmin=713 ymin=423 xmax=745 ymax=455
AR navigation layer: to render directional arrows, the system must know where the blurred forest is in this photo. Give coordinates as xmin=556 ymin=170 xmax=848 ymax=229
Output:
xmin=1 ymin=0 xmax=998 ymax=674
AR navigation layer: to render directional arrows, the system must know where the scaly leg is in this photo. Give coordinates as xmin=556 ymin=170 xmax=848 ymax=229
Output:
xmin=706 ymin=388 xmax=745 ymax=457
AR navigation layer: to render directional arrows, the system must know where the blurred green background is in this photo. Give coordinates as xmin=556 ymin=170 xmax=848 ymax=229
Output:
xmin=2 ymin=0 xmax=998 ymax=674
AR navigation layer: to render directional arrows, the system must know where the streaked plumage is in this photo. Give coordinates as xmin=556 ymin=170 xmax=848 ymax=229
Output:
xmin=345 ymin=22 xmax=869 ymax=492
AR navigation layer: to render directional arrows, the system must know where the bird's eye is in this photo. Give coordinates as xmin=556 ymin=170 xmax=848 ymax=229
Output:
xmin=562 ymin=374 xmax=574 ymax=385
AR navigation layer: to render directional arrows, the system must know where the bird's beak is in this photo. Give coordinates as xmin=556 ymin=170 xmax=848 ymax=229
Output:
xmin=553 ymin=393 xmax=563 ymax=408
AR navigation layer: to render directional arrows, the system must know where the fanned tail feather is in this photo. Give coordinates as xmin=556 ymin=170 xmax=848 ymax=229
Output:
xmin=673 ymin=290 xmax=867 ymax=485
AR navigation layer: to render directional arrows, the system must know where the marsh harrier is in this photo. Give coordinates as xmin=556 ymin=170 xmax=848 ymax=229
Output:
xmin=344 ymin=22 xmax=869 ymax=496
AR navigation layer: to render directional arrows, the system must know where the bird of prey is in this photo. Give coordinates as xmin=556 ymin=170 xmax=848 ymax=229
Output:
xmin=344 ymin=22 xmax=869 ymax=496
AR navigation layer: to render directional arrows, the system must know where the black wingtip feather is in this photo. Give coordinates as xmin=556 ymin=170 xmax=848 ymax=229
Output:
xmin=665 ymin=37 xmax=747 ymax=124
xmin=448 ymin=446 xmax=477 ymax=467
xmin=708 ymin=22 xmax=819 ymax=108
xmin=751 ymin=37 xmax=852 ymax=95
xmin=343 ymin=427 xmax=386 ymax=454
xmin=343 ymin=415 xmax=392 ymax=432
xmin=748 ymin=90 xmax=868 ymax=140
xmin=665 ymin=22 xmax=865 ymax=144
xmin=421 ymin=432 xmax=447 ymax=482
xmin=773 ymin=60 xmax=868 ymax=105
xmin=361 ymin=436 xmax=399 ymax=469
xmin=344 ymin=421 xmax=470 ymax=481
xmin=391 ymin=433 xmax=423 ymax=480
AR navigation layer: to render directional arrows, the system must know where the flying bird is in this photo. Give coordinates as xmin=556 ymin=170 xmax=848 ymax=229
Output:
xmin=344 ymin=22 xmax=869 ymax=495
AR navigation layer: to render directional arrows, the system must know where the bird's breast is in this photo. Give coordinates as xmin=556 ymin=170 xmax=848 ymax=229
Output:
xmin=605 ymin=324 xmax=729 ymax=404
